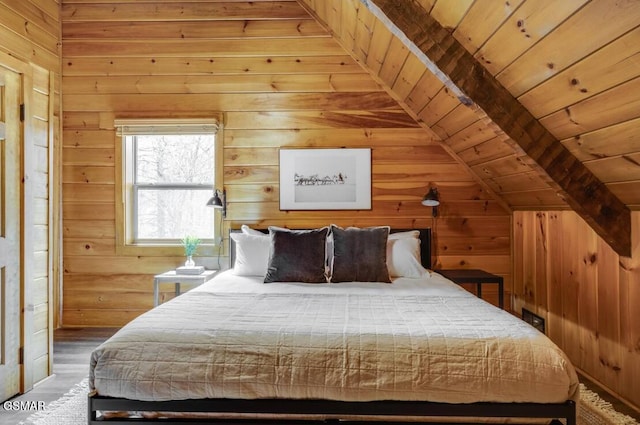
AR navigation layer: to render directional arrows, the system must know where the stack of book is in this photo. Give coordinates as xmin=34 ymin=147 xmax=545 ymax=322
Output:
xmin=176 ymin=266 xmax=205 ymax=275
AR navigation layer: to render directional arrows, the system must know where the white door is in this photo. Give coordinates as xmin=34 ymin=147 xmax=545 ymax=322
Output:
xmin=0 ymin=65 xmax=22 ymax=402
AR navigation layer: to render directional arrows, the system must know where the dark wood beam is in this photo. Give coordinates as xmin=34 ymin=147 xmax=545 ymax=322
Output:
xmin=365 ymin=0 xmax=631 ymax=257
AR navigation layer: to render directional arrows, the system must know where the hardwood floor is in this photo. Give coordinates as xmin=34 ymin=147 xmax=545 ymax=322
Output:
xmin=1 ymin=327 xmax=639 ymax=424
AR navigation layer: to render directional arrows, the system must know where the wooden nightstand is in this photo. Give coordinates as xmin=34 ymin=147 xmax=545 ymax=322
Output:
xmin=153 ymin=269 xmax=218 ymax=306
xmin=436 ymin=269 xmax=504 ymax=309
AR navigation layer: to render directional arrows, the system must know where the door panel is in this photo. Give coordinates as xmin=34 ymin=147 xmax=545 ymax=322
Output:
xmin=0 ymin=66 xmax=22 ymax=402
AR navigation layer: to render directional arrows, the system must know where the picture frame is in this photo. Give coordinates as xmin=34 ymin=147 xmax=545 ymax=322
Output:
xmin=279 ymin=148 xmax=371 ymax=210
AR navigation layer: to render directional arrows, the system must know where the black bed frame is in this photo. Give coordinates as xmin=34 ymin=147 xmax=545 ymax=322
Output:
xmin=87 ymin=227 xmax=576 ymax=425
xmin=88 ymin=395 xmax=575 ymax=424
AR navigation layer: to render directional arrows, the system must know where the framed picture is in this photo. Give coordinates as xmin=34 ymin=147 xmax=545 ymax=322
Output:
xmin=279 ymin=148 xmax=371 ymax=210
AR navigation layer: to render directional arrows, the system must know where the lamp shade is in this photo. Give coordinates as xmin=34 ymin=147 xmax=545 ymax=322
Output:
xmin=206 ymin=191 xmax=224 ymax=208
xmin=206 ymin=188 xmax=227 ymax=218
xmin=421 ymin=187 xmax=440 ymax=207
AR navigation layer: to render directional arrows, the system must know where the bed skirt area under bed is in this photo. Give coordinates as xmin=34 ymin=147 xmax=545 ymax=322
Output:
xmin=88 ymin=393 xmax=576 ymax=425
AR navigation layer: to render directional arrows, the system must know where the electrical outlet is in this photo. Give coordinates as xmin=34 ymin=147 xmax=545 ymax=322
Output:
xmin=522 ymin=308 xmax=545 ymax=334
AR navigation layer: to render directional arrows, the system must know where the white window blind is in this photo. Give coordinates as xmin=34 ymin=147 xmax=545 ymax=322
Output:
xmin=115 ymin=118 xmax=219 ymax=136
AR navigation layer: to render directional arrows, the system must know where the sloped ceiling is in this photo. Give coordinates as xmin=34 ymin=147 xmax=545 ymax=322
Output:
xmin=299 ymin=0 xmax=640 ymax=257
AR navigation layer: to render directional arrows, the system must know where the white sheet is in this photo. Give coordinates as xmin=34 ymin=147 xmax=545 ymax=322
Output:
xmin=90 ymin=271 xmax=579 ymax=405
xmin=196 ymin=270 xmax=468 ymax=296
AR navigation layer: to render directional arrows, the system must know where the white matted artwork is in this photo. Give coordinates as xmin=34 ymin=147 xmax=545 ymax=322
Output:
xmin=279 ymin=148 xmax=371 ymax=210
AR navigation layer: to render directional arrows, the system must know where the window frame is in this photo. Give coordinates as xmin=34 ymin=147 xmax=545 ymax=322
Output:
xmin=114 ymin=117 xmax=224 ymax=256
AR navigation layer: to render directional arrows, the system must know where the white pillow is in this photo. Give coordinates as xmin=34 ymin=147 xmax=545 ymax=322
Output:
xmin=389 ymin=230 xmax=420 ymax=240
xmin=241 ymin=224 xmax=267 ymax=237
xmin=386 ymin=232 xmax=428 ymax=278
xmin=230 ymin=232 xmax=270 ymax=276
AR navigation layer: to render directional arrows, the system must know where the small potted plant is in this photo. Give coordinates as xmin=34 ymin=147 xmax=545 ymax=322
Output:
xmin=181 ymin=235 xmax=200 ymax=267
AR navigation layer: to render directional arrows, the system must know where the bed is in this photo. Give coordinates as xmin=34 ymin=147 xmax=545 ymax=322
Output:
xmin=88 ymin=226 xmax=579 ymax=424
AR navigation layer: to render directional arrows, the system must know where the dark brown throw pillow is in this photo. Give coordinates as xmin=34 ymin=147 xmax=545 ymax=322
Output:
xmin=330 ymin=225 xmax=391 ymax=283
xmin=264 ymin=227 xmax=329 ymax=283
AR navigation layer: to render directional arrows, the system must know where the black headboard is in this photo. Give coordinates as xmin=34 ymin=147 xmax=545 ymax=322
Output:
xmin=229 ymin=227 xmax=432 ymax=270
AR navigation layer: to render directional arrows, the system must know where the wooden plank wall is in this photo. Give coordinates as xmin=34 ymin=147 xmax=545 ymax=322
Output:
xmin=0 ymin=0 xmax=61 ymax=386
xmin=513 ymin=210 xmax=640 ymax=411
xmin=60 ymin=0 xmax=511 ymax=327
xmin=0 ymin=0 xmax=60 ymax=72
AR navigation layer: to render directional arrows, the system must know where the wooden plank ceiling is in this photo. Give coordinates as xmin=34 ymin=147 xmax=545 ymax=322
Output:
xmin=299 ymin=0 xmax=640 ymax=257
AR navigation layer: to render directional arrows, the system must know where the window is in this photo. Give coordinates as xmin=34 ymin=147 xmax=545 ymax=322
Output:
xmin=115 ymin=119 xmax=221 ymax=252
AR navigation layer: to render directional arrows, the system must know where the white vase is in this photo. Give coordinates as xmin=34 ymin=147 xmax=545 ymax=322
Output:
xmin=184 ymin=255 xmax=195 ymax=267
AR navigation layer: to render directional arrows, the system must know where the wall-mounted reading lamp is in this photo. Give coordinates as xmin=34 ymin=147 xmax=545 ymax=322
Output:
xmin=206 ymin=188 xmax=227 ymax=218
xmin=421 ymin=187 xmax=440 ymax=217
